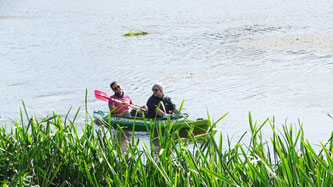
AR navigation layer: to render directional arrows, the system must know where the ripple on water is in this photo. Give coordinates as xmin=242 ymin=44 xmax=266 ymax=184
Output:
xmin=235 ymin=33 xmax=333 ymax=56
xmin=160 ymin=72 xmax=219 ymax=83
xmin=1 ymin=0 xmax=333 ymax=144
xmin=0 ymin=15 xmax=37 ymax=20
xmin=204 ymin=24 xmax=291 ymax=43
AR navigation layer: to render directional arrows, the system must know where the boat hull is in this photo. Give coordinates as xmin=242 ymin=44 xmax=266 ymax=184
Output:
xmin=93 ymin=111 xmax=209 ymax=133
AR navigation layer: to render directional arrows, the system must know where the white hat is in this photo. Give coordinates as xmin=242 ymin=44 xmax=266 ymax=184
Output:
xmin=152 ymin=82 xmax=164 ymax=92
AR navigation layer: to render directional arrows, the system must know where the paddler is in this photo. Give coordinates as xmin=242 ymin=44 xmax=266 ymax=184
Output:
xmin=146 ymin=82 xmax=182 ymax=119
xmin=109 ymin=81 xmax=146 ymax=116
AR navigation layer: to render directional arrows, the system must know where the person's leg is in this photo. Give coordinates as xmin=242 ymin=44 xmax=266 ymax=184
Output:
xmin=130 ymin=109 xmax=144 ymax=117
xmin=120 ymin=110 xmax=131 ymax=117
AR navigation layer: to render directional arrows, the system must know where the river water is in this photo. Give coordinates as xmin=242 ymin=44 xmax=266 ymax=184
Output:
xmin=1 ymin=0 xmax=333 ymax=144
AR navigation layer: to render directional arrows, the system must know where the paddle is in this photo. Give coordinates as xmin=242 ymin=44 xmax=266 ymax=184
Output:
xmin=94 ymin=90 xmax=142 ymax=110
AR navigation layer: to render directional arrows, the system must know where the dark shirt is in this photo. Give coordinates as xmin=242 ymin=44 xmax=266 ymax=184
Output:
xmin=146 ymin=95 xmax=176 ymax=118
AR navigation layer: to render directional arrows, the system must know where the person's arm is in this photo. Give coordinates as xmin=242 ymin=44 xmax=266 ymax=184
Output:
xmin=141 ymin=105 xmax=148 ymax=110
xmin=155 ymin=101 xmax=169 ymax=117
xmin=109 ymin=101 xmax=128 ymax=114
xmin=172 ymin=108 xmax=179 ymax=114
xmin=128 ymin=96 xmax=147 ymax=111
xmin=156 ymin=108 xmax=167 ymax=117
xmin=166 ymin=97 xmax=178 ymax=114
xmin=147 ymin=97 xmax=162 ymax=117
xmin=108 ymin=100 xmax=114 ymax=112
xmin=129 ymin=104 xmax=147 ymax=110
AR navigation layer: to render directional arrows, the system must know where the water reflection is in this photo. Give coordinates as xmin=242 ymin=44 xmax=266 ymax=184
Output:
xmin=114 ymin=129 xmax=160 ymax=155
xmin=115 ymin=128 xmax=209 ymax=155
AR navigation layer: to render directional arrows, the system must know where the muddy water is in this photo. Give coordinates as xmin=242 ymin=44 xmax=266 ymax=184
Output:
xmin=1 ymin=0 xmax=333 ymax=143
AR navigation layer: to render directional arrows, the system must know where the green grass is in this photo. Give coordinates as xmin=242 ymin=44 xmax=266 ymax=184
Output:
xmin=1 ymin=103 xmax=333 ymax=186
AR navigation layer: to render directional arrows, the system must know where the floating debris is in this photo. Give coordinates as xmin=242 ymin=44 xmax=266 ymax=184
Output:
xmin=122 ymin=30 xmax=149 ymax=37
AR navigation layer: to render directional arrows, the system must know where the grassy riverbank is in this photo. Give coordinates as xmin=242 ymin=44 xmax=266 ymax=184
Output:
xmin=1 ymin=106 xmax=333 ymax=186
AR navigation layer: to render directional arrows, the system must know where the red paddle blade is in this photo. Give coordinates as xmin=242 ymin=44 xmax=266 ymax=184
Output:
xmin=94 ymin=90 xmax=110 ymax=102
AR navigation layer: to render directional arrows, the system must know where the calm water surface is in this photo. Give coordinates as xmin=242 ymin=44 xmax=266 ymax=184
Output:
xmin=1 ymin=0 xmax=333 ymax=143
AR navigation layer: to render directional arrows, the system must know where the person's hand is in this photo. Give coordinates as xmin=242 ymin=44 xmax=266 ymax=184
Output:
xmin=141 ymin=106 xmax=148 ymax=111
xmin=122 ymin=102 xmax=129 ymax=107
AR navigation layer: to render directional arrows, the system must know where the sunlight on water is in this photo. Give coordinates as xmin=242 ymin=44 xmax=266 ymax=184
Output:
xmin=1 ymin=0 xmax=333 ymax=143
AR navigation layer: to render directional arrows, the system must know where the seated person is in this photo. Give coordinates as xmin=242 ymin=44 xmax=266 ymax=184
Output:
xmin=109 ymin=81 xmax=146 ymax=117
xmin=146 ymin=82 xmax=179 ymax=118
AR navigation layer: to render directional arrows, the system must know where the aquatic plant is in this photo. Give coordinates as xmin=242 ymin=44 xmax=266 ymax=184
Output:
xmin=0 ymin=104 xmax=333 ymax=186
xmin=122 ymin=30 xmax=149 ymax=36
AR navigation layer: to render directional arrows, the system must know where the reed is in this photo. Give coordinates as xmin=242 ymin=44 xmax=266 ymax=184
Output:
xmin=1 ymin=104 xmax=333 ymax=186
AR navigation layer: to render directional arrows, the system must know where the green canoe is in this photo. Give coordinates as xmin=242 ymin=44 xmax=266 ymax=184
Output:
xmin=93 ymin=111 xmax=210 ymax=133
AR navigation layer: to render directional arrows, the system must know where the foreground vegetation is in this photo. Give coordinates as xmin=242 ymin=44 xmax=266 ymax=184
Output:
xmin=1 ymin=106 xmax=333 ymax=186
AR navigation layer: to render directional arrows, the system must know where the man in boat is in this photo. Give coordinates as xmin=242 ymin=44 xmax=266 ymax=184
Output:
xmin=146 ymin=82 xmax=180 ymax=119
xmin=109 ymin=81 xmax=146 ymax=117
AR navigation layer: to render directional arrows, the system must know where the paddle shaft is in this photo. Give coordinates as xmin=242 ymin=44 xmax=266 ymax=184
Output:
xmin=96 ymin=93 xmax=141 ymax=110
xmin=95 ymin=90 xmax=145 ymax=109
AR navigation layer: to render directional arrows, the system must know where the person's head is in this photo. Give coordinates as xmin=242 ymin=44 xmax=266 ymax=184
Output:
xmin=152 ymin=82 xmax=164 ymax=98
xmin=110 ymin=81 xmax=122 ymax=94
